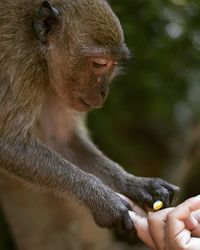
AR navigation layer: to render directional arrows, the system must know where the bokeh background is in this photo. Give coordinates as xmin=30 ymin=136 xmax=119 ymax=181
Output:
xmin=89 ymin=0 xmax=200 ymax=198
xmin=1 ymin=0 xmax=200 ymax=249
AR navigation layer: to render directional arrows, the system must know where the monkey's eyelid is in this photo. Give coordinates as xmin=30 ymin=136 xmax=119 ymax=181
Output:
xmin=93 ymin=58 xmax=108 ymax=65
xmin=92 ymin=62 xmax=106 ymax=68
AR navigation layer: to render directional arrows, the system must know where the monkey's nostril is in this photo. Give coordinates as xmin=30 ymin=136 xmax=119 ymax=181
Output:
xmin=100 ymin=90 xmax=106 ymax=100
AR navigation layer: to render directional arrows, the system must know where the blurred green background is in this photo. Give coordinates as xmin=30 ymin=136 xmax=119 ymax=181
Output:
xmin=89 ymin=0 xmax=200 ymax=198
xmin=1 ymin=0 xmax=200 ymax=249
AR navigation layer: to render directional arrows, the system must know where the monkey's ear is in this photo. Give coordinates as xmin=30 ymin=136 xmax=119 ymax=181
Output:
xmin=32 ymin=1 xmax=60 ymax=43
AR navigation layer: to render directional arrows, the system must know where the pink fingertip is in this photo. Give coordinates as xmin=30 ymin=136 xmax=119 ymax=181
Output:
xmin=185 ymin=215 xmax=199 ymax=231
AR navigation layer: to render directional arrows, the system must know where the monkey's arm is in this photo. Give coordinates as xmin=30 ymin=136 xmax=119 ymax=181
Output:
xmin=66 ymin=128 xmax=127 ymax=192
xmin=0 ymin=135 xmax=93 ymax=196
xmin=0 ymin=134 xmax=133 ymax=231
xmin=66 ymin=128 xmax=179 ymax=207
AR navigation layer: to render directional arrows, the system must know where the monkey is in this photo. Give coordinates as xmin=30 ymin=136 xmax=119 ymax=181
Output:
xmin=0 ymin=0 xmax=179 ymax=233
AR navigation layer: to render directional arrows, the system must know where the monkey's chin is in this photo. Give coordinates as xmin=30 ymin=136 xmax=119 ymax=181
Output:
xmin=71 ymin=98 xmax=94 ymax=112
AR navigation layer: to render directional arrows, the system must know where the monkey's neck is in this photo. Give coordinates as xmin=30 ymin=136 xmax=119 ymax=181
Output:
xmin=34 ymin=90 xmax=78 ymax=151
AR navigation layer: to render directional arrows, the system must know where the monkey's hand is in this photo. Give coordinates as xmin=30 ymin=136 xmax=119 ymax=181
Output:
xmin=122 ymin=176 xmax=179 ymax=209
xmin=85 ymin=176 xmax=134 ymax=232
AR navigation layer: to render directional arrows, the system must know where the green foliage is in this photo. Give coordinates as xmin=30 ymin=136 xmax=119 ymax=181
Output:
xmin=88 ymin=0 xmax=200 ymax=175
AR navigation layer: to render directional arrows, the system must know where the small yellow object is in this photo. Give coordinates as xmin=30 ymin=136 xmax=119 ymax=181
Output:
xmin=153 ymin=200 xmax=163 ymax=211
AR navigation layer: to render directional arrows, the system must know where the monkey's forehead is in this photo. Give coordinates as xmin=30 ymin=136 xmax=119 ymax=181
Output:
xmin=56 ymin=0 xmax=124 ymax=44
xmin=83 ymin=0 xmax=124 ymax=41
xmin=78 ymin=43 xmax=130 ymax=62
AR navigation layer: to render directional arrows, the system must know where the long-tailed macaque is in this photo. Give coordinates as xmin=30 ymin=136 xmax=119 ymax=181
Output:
xmin=0 ymin=0 xmax=178 ymax=233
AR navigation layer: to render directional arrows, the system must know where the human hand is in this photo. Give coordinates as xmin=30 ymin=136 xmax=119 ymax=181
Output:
xmin=164 ymin=195 xmax=200 ymax=250
xmin=117 ymin=193 xmax=156 ymax=249
xmin=129 ymin=195 xmax=200 ymax=250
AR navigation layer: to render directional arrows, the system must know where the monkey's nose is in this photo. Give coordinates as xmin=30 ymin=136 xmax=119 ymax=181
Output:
xmin=100 ymin=90 xmax=106 ymax=100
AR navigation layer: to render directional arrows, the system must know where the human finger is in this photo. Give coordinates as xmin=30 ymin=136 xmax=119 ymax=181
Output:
xmin=184 ymin=214 xmax=198 ymax=231
xmin=129 ymin=211 xmax=156 ymax=249
xmin=147 ymin=208 xmax=174 ymax=250
xmin=166 ymin=195 xmax=200 ymax=250
xmin=191 ymin=209 xmax=200 ymax=237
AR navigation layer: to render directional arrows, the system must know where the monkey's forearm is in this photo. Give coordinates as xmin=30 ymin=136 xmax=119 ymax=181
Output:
xmin=66 ymin=132 xmax=180 ymax=209
xmin=0 ymin=135 xmax=101 ymax=203
xmin=0 ymin=135 xmax=139 ymax=232
xmin=66 ymin=130 xmax=129 ymax=192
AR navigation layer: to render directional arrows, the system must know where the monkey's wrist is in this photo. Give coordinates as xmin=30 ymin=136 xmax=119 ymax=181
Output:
xmin=82 ymin=175 xmax=117 ymax=210
xmin=81 ymin=174 xmax=106 ymax=204
xmin=108 ymin=170 xmax=130 ymax=193
xmin=120 ymin=174 xmax=141 ymax=196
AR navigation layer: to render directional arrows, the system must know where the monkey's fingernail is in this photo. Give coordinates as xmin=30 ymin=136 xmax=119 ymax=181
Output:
xmin=153 ymin=201 xmax=163 ymax=211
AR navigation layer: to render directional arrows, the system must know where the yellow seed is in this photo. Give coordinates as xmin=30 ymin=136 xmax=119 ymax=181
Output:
xmin=153 ymin=200 xmax=163 ymax=211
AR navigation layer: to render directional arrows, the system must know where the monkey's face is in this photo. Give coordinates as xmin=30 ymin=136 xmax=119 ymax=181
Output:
xmin=73 ymin=56 xmax=118 ymax=111
xmin=33 ymin=0 xmax=129 ymax=112
xmin=46 ymin=43 xmax=127 ymax=112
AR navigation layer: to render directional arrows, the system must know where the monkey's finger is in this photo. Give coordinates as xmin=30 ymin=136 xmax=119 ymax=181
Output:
xmin=162 ymin=183 xmax=180 ymax=204
xmin=142 ymin=192 xmax=155 ymax=209
xmin=163 ymin=183 xmax=180 ymax=193
xmin=121 ymin=198 xmax=133 ymax=212
xmin=116 ymin=193 xmax=133 ymax=211
xmin=153 ymin=188 xmax=171 ymax=208
xmin=124 ymin=200 xmax=133 ymax=211
xmin=117 ymin=193 xmax=147 ymax=216
xmin=122 ymin=210 xmax=135 ymax=232
xmin=113 ymin=208 xmax=134 ymax=234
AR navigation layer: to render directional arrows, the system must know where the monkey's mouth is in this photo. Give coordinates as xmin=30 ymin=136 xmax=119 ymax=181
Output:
xmin=79 ymin=98 xmax=93 ymax=109
xmin=78 ymin=97 xmax=104 ymax=110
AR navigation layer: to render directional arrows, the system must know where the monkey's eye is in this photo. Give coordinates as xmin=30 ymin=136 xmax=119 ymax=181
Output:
xmin=92 ymin=58 xmax=108 ymax=69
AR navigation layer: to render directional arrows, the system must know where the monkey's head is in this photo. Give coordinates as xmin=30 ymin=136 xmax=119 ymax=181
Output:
xmin=33 ymin=0 xmax=129 ymax=111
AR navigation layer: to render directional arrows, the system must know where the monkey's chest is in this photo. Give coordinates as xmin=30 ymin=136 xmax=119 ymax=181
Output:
xmin=33 ymin=103 xmax=76 ymax=154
